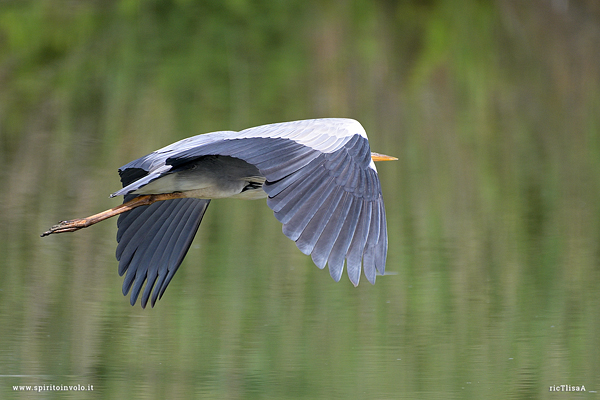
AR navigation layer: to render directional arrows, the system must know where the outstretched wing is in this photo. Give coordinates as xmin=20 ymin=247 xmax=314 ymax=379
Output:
xmin=160 ymin=118 xmax=388 ymax=285
xmin=114 ymin=118 xmax=389 ymax=307
xmin=114 ymin=167 xmax=209 ymax=308
xmin=115 ymin=196 xmax=210 ymax=308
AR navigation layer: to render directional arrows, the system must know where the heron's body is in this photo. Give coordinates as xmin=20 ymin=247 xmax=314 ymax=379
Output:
xmin=131 ymin=155 xmax=267 ymax=200
xmin=43 ymin=118 xmax=395 ymax=308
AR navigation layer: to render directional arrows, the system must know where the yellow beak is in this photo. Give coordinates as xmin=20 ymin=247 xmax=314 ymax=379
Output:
xmin=371 ymin=152 xmax=398 ymax=162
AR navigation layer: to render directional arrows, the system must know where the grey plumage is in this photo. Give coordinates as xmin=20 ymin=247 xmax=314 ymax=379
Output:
xmin=111 ymin=118 xmax=390 ymax=307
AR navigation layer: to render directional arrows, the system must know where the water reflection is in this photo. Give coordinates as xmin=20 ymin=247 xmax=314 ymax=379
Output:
xmin=4 ymin=201 xmax=597 ymax=398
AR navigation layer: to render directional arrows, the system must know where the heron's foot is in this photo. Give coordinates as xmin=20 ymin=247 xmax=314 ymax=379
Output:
xmin=41 ymin=219 xmax=90 ymax=237
xmin=40 ymin=194 xmax=186 ymax=238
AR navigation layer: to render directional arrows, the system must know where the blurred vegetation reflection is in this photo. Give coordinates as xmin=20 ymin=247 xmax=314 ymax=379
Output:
xmin=1 ymin=0 xmax=599 ymax=398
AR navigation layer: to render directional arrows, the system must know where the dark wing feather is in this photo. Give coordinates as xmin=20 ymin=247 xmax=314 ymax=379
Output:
xmin=327 ymin=198 xmax=363 ymax=281
xmin=261 ymin=135 xmax=387 ymax=286
xmin=292 ymin=185 xmax=344 ymax=254
xmin=311 ymin=191 xmax=353 ymax=275
xmin=279 ymin=177 xmax=338 ymax=243
xmin=345 ymin=200 xmax=370 ymax=283
xmin=119 ymin=167 xmax=148 ymax=187
xmin=116 ymin=198 xmax=210 ymax=307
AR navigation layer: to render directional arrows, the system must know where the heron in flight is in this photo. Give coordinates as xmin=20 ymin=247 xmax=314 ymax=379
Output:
xmin=42 ymin=118 xmax=396 ymax=308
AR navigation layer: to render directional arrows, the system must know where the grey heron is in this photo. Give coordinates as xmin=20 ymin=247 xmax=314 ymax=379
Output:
xmin=42 ymin=118 xmax=396 ymax=308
